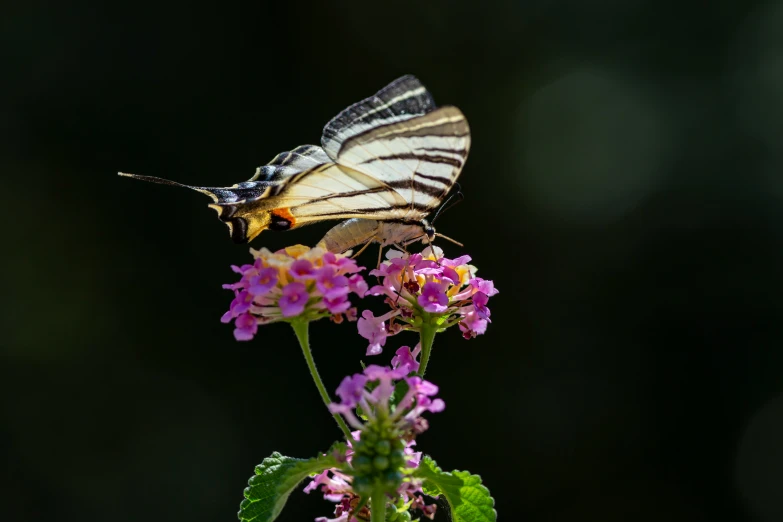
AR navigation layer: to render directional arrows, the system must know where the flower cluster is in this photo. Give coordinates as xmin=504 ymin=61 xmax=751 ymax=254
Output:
xmin=221 ymin=245 xmax=368 ymax=340
xmin=305 ymin=347 xmax=441 ymax=521
xmin=305 ymin=436 xmax=435 ymax=522
xmin=357 ymin=247 xmax=498 ymax=354
xmin=328 ymin=346 xmax=444 ymax=435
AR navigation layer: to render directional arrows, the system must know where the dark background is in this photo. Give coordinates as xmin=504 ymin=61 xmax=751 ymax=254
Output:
xmin=3 ymin=1 xmax=783 ymax=521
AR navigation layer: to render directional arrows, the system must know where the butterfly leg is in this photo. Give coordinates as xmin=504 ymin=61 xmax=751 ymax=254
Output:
xmin=392 ymin=242 xmax=409 ymax=254
xmin=350 ymin=239 xmax=374 ymax=259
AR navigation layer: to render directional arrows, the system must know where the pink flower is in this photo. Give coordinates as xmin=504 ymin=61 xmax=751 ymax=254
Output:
xmin=328 ymin=362 xmax=443 ymax=434
xmin=248 ymin=267 xmax=278 ymax=296
xmin=289 ymin=259 xmax=315 ymax=279
xmin=221 ymin=245 xmax=368 ymax=340
xmin=357 ymin=310 xmax=389 ymax=356
xmin=314 ymin=266 xmax=350 ymax=300
xmin=459 ymin=309 xmax=487 ymax=339
xmin=311 ymin=357 xmax=443 ymax=522
xmin=472 ymin=291 xmax=490 ymax=320
xmin=357 ymin=246 xmax=498 ymax=349
xmin=391 ymin=345 xmax=421 ymax=374
xmin=335 ymin=374 xmax=368 ymax=406
xmin=417 ymin=281 xmax=449 ymax=313
xmin=278 ymin=282 xmax=308 ymax=317
xmin=232 ymin=312 xmax=257 ymax=341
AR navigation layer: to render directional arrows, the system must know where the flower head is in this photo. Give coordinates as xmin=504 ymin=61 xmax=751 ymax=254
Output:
xmin=221 ymin=245 xmax=367 ymax=340
xmin=359 ymin=246 xmax=499 ymax=352
xmin=306 ymin=353 xmax=441 ymax=521
xmin=328 ymin=357 xmax=443 ymax=440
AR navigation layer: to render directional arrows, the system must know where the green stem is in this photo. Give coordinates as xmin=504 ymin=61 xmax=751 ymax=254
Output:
xmin=417 ymin=321 xmax=437 ymax=377
xmin=290 ymin=320 xmax=352 ymax=439
xmin=370 ymin=488 xmax=387 ymax=522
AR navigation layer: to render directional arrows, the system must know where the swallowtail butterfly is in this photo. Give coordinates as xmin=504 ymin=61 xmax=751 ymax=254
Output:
xmin=120 ymin=75 xmax=470 ymax=253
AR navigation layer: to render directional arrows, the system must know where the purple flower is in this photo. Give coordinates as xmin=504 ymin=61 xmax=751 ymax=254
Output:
xmin=473 ymin=291 xmax=490 ymax=320
xmin=315 ymin=266 xmax=350 ymax=300
xmin=347 ymin=274 xmax=368 ymax=297
xmin=357 ymin=246 xmax=498 ymax=343
xmin=328 ymin=361 xmax=443 ymax=435
xmin=278 ymin=282 xmax=308 ymax=317
xmin=323 ymin=295 xmax=351 ymax=314
xmin=459 ymin=309 xmax=487 ymax=339
xmin=232 ymin=312 xmax=258 ymax=341
xmin=311 ymin=352 xmax=446 ymax=522
xmin=306 ymin=418 xmax=434 ymax=522
xmin=227 ymin=290 xmax=253 ymax=315
xmin=289 ymin=259 xmax=315 ymax=279
xmin=357 ymin=310 xmax=388 ymax=356
xmin=391 ymin=345 xmax=420 ymax=374
xmin=221 ymin=245 xmax=369 ymax=340
xmin=417 ymin=281 xmax=449 ymax=313
xmin=248 ymin=267 xmax=278 ymax=296
xmin=335 ymin=374 xmax=368 ymax=407
xmin=470 ymin=277 xmax=499 ymax=296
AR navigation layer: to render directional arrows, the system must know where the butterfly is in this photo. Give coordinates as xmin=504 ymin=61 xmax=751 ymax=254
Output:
xmin=119 ymin=75 xmax=470 ymax=254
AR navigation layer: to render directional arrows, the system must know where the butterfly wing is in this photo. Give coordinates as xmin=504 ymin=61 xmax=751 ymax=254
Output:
xmin=120 ymin=75 xmax=470 ymax=244
xmin=120 ymin=144 xmax=409 ymax=243
xmin=321 ymin=75 xmax=471 ymax=216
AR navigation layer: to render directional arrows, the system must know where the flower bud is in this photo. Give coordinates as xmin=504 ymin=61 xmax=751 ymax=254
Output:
xmin=374 ymin=440 xmax=391 ymax=456
xmin=373 ymin=455 xmax=390 ymax=471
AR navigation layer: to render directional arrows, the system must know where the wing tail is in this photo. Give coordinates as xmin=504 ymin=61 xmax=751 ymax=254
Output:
xmin=119 ymin=171 xmax=277 ymax=243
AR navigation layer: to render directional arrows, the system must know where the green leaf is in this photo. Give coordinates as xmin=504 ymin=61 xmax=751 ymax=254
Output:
xmin=414 ymin=455 xmax=496 ymax=522
xmin=238 ymin=448 xmax=342 ymax=522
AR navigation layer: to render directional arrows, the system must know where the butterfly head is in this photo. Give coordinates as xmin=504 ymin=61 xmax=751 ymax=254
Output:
xmin=423 ymin=221 xmax=437 ymax=244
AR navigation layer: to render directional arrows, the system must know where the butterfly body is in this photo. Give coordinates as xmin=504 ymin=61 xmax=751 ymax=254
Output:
xmin=119 ymin=75 xmax=470 ymax=253
xmin=320 ymin=218 xmax=432 ymax=254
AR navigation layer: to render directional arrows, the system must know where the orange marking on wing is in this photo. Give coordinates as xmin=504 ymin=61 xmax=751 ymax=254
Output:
xmin=271 ymin=207 xmax=297 ymax=227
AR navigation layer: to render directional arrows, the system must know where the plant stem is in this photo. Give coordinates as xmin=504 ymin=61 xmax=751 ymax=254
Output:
xmin=290 ymin=320 xmax=352 ymax=439
xmin=370 ymin=488 xmax=386 ymax=522
xmin=417 ymin=321 xmax=437 ymax=377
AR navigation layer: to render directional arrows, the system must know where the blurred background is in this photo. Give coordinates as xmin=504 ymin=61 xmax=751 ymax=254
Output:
xmin=3 ymin=1 xmax=783 ymax=521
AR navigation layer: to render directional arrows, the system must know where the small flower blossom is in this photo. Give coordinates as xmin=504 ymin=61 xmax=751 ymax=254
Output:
xmin=359 ymin=246 xmax=498 ymax=353
xmin=357 ymin=310 xmax=399 ymax=355
xmin=391 ymin=344 xmax=421 ymax=374
xmin=306 ymin=355 xmax=441 ymax=522
xmin=328 ymin=362 xmax=443 ymax=436
xmin=221 ymin=245 xmax=367 ymax=340
xmin=417 ymin=281 xmax=449 ymax=313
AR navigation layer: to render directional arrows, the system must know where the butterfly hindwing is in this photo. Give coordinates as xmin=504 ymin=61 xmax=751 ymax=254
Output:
xmin=321 ymin=76 xmax=470 ymax=213
xmin=332 ymin=106 xmax=470 ymax=212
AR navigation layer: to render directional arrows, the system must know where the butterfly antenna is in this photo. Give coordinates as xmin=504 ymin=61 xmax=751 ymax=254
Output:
xmin=431 ymin=183 xmax=464 ymax=225
xmin=434 ymin=232 xmax=464 ymax=247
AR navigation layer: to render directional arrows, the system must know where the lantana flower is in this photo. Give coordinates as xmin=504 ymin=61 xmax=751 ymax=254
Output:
xmin=305 ymin=347 xmax=441 ymax=521
xmin=221 ymin=245 xmax=368 ymax=341
xmin=358 ymin=246 xmax=499 ymax=354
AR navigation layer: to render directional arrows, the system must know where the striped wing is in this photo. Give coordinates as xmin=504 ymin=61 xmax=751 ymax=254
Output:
xmin=119 ymin=75 xmax=470 ymax=244
xmin=121 ymin=144 xmax=410 ymax=243
xmin=322 ymin=75 xmax=470 ymax=216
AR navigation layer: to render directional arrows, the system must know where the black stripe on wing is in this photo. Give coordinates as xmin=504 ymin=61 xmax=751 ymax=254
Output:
xmin=321 ymin=75 xmax=436 ymax=160
xmin=386 ymin=179 xmax=448 ymax=199
xmin=309 ymin=202 xmax=435 ymax=217
xmin=248 ymin=145 xmax=331 ymax=184
xmin=357 ymin=151 xmax=464 ymax=169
